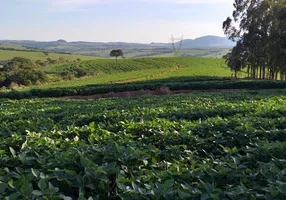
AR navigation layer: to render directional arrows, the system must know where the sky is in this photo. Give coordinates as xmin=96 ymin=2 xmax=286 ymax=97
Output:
xmin=1 ymin=0 xmax=234 ymax=43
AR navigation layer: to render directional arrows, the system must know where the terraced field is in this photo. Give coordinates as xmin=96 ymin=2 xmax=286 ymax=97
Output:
xmin=1 ymin=90 xmax=286 ymax=199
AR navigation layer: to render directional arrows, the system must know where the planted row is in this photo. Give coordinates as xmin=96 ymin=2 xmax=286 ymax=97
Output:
xmin=1 ymin=90 xmax=286 ymax=199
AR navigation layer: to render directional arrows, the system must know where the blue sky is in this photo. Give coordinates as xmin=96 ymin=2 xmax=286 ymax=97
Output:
xmin=2 ymin=0 xmax=233 ymax=43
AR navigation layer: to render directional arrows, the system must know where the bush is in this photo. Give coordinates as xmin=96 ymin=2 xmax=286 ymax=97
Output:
xmin=74 ymin=67 xmax=88 ymax=77
xmin=0 ymin=57 xmax=48 ymax=87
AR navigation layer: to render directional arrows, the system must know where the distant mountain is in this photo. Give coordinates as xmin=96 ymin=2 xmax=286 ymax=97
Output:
xmin=0 ymin=35 xmax=234 ymax=56
xmin=177 ymin=36 xmax=234 ymax=48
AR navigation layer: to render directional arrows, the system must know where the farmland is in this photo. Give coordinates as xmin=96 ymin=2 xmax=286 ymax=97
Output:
xmin=0 ymin=39 xmax=232 ymax=59
xmin=2 ymin=56 xmax=286 ymax=99
xmin=1 ymin=0 xmax=286 ymax=199
xmin=41 ymin=57 xmax=229 ymax=86
xmin=1 ymin=90 xmax=286 ymax=199
xmin=0 ymin=57 xmax=231 ymax=98
xmin=0 ymin=49 xmax=98 ymax=62
xmin=74 ymin=48 xmax=231 ymax=58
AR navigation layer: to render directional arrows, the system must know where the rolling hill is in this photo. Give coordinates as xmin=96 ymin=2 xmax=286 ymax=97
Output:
xmin=0 ymin=36 xmax=234 ymax=50
xmin=179 ymin=35 xmax=234 ymax=48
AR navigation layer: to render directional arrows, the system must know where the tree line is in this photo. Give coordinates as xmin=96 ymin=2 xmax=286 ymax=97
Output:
xmin=223 ymin=0 xmax=286 ymax=80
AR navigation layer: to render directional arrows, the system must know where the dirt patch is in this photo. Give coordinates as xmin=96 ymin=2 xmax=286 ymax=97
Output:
xmin=58 ymin=87 xmax=249 ymax=100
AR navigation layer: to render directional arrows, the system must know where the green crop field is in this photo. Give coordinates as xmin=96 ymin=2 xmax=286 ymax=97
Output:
xmin=40 ymin=57 xmax=230 ymax=88
xmin=3 ymin=56 xmax=286 ymax=99
xmin=0 ymin=49 xmax=98 ymax=62
xmin=1 ymin=89 xmax=286 ymax=199
xmin=0 ymin=44 xmax=27 ymax=50
xmin=71 ymin=48 xmax=230 ymax=59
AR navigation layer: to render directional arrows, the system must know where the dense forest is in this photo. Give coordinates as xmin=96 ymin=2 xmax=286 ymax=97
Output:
xmin=223 ymin=0 xmax=286 ymax=80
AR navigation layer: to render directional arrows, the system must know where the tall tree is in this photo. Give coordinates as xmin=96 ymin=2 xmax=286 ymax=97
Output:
xmin=223 ymin=0 xmax=286 ymax=80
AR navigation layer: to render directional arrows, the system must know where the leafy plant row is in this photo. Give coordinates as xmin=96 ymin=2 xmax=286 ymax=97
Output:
xmin=1 ymin=79 xmax=286 ymax=99
xmin=0 ymin=90 xmax=286 ymax=199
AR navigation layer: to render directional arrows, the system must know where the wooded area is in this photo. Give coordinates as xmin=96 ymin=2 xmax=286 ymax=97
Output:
xmin=223 ymin=0 xmax=286 ymax=80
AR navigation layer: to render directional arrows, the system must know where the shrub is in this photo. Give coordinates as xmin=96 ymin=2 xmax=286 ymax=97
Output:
xmin=74 ymin=67 xmax=88 ymax=77
xmin=0 ymin=57 xmax=48 ymax=87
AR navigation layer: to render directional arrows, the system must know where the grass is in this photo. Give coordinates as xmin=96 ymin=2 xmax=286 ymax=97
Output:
xmin=0 ymin=49 xmax=99 ymax=61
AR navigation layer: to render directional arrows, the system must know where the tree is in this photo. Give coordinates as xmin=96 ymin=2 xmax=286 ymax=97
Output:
xmin=43 ymin=52 xmax=49 ymax=56
xmin=110 ymin=49 xmax=123 ymax=62
xmin=223 ymin=0 xmax=286 ymax=80
xmin=223 ymin=41 xmax=245 ymax=78
xmin=58 ymin=57 xmax=66 ymax=63
xmin=0 ymin=57 xmax=47 ymax=87
xmin=46 ymin=57 xmax=57 ymax=65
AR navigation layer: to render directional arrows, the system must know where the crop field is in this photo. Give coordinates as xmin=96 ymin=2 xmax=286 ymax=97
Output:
xmin=0 ymin=50 xmax=98 ymax=62
xmin=41 ymin=57 xmax=230 ymax=88
xmin=2 ymin=56 xmax=286 ymax=99
xmin=76 ymin=48 xmax=231 ymax=58
xmin=1 ymin=89 xmax=286 ymax=199
xmin=0 ymin=44 xmax=27 ymax=50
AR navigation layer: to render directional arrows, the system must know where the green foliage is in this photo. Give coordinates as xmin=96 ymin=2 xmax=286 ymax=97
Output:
xmin=110 ymin=49 xmax=124 ymax=63
xmin=224 ymin=0 xmax=286 ymax=80
xmin=0 ymin=57 xmax=47 ymax=87
xmin=42 ymin=57 xmax=229 ymax=86
xmin=110 ymin=49 xmax=123 ymax=58
xmin=0 ymin=90 xmax=286 ymax=199
xmin=1 ymin=77 xmax=286 ymax=99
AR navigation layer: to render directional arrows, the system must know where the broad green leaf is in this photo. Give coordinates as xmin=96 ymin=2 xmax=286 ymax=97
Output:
xmin=201 ymin=193 xmax=209 ymax=200
xmin=0 ymin=182 xmax=8 ymax=193
xmin=32 ymin=190 xmax=42 ymax=196
xmin=164 ymin=179 xmax=174 ymax=189
xmin=38 ymin=179 xmax=47 ymax=191
xmin=0 ymin=150 xmax=5 ymax=155
xmin=9 ymin=147 xmax=16 ymax=157
xmin=178 ymin=190 xmax=192 ymax=198
xmin=31 ymin=168 xmax=40 ymax=177
xmin=20 ymin=176 xmax=33 ymax=195
xmin=9 ymin=192 xmax=21 ymax=200
xmin=8 ymin=179 xmax=15 ymax=189
xmin=78 ymin=195 xmax=87 ymax=200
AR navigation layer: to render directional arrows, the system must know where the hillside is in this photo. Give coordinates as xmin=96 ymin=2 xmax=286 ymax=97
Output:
xmin=179 ymin=36 xmax=234 ymax=48
xmin=40 ymin=57 xmax=230 ymax=88
xmin=2 ymin=56 xmax=286 ymax=99
xmin=0 ymin=57 xmax=236 ymax=98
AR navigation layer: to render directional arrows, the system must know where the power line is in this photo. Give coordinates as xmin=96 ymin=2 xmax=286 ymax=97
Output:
xmin=170 ymin=35 xmax=183 ymax=56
